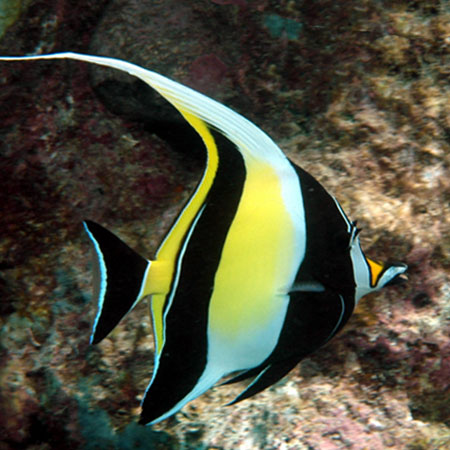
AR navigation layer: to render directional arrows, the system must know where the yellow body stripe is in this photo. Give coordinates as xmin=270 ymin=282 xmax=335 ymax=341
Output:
xmin=209 ymin=161 xmax=296 ymax=343
xmin=145 ymin=111 xmax=219 ymax=355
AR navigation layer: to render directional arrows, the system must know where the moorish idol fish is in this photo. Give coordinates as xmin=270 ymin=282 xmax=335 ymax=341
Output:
xmin=0 ymin=53 xmax=407 ymax=425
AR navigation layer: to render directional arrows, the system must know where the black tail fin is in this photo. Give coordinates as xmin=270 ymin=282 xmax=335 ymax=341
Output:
xmin=83 ymin=221 xmax=150 ymax=344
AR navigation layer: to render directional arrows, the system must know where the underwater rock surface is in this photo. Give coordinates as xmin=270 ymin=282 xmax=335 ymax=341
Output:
xmin=0 ymin=0 xmax=449 ymax=449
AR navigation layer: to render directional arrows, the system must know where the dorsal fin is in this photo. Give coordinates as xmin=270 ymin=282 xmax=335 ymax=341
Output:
xmin=0 ymin=52 xmax=286 ymax=165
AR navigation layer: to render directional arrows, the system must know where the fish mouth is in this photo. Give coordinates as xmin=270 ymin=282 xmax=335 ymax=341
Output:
xmin=384 ymin=263 xmax=408 ymax=286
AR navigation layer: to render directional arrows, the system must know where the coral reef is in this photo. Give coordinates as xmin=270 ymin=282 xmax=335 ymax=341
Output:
xmin=0 ymin=0 xmax=449 ymax=449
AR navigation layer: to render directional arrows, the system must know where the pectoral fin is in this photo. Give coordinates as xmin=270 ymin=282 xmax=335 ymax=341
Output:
xmin=290 ymin=280 xmax=326 ymax=293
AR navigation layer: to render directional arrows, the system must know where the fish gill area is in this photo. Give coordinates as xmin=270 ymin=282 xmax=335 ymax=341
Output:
xmin=0 ymin=0 xmax=449 ymax=449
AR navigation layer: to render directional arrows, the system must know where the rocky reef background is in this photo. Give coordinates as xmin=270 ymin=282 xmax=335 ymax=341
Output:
xmin=0 ymin=0 xmax=449 ymax=449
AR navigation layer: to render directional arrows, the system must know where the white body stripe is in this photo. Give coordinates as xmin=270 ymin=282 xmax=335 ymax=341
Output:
xmin=331 ymin=195 xmax=370 ymax=303
xmin=351 ymin=238 xmax=372 ymax=302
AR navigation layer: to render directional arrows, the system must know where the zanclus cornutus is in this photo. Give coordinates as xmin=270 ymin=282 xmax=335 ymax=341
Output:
xmin=0 ymin=52 xmax=407 ymax=425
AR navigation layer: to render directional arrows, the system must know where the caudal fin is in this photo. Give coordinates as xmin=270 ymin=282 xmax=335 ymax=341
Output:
xmin=83 ymin=220 xmax=151 ymax=344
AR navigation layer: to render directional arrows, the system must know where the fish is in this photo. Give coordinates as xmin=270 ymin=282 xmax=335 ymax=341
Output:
xmin=0 ymin=52 xmax=408 ymax=425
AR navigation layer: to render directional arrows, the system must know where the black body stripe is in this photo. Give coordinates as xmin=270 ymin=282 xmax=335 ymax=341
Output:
xmin=272 ymin=162 xmax=357 ymax=358
xmin=140 ymin=130 xmax=246 ymax=424
xmin=292 ymin=163 xmax=356 ymax=303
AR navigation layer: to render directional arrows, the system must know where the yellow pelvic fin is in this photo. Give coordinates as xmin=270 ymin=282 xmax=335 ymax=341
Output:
xmin=142 ymin=260 xmax=173 ymax=297
xmin=139 ymin=260 xmax=173 ymax=357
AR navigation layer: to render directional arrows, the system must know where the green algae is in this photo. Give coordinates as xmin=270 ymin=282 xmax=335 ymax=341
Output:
xmin=263 ymin=14 xmax=303 ymax=40
xmin=0 ymin=0 xmax=29 ymax=40
xmin=77 ymin=403 xmax=116 ymax=450
xmin=76 ymin=377 xmax=174 ymax=449
xmin=77 ymin=402 xmax=173 ymax=450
